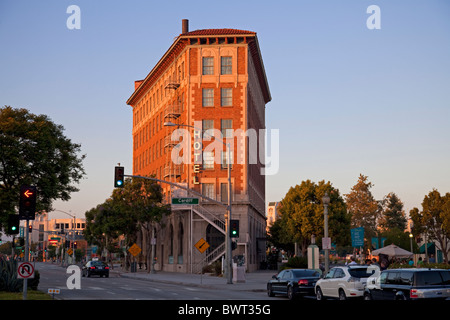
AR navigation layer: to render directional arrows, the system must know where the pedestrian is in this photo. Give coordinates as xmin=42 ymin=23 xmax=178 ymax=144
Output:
xmin=417 ymin=257 xmax=423 ymax=266
xmin=408 ymin=258 xmax=414 ymax=266
xmin=349 ymin=256 xmax=357 ymax=265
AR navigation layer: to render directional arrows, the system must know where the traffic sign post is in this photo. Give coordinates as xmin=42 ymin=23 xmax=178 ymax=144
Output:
xmin=48 ymin=288 xmax=60 ymax=299
xmin=351 ymin=227 xmax=365 ymax=247
xmin=17 ymin=262 xmax=35 ymax=279
xmin=194 ymin=238 xmax=210 ymax=254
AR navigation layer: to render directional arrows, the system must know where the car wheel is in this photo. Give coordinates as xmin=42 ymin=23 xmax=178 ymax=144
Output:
xmin=267 ymin=284 xmax=275 ymax=297
xmin=316 ymin=287 xmax=324 ymax=301
xmin=396 ymin=292 xmax=407 ymax=300
xmin=287 ymin=286 xmax=296 ymax=301
xmin=338 ymin=289 xmax=347 ymax=300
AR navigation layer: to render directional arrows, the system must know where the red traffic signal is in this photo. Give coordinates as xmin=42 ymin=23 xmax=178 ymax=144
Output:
xmin=19 ymin=185 xmax=37 ymax=220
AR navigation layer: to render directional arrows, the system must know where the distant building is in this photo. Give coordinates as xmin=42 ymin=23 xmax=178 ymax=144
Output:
xmin=126 ymin=20 xmax=271 ymax=272
xmin=26 ymin=212 xmax=86 ymax=258
xmin=266 ymin=202 xmax=280 ymax=232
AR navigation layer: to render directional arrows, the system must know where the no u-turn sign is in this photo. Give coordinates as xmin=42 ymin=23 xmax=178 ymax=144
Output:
xmin=17 ymin=262 xmax=35 ymax=279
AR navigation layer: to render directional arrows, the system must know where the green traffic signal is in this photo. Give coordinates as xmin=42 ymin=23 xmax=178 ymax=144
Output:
xmin=7 ymin=215 xmax=20 ymax=235
xmin=230 ymin=219 xmax=239 ymax=238
xmin=114 ymin=166 xmax=124 ymax=188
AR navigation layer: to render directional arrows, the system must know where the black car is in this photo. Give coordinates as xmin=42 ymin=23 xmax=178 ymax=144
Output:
xmin=82 ymin=260 xmax=110 ymax=278
xmin=364 ymin=268 xmax=450 ymax=300
xmin=267 ymin=269 xmax=321 ymax=300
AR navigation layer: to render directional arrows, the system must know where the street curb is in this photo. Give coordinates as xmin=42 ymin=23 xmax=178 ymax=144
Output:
xmin=117 ymin=272 xmax=267 ymax=292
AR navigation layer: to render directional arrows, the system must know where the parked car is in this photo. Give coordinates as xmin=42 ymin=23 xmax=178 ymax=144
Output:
xmin=82 ymin=260 xmax=110 ymax=278
xmin=315 ymin=265 xmax=377 ymax=300
xmin=364 ymin=268 xmax=450 ymax=300
xmin=267 ymin=269 xmax=321 ymax=300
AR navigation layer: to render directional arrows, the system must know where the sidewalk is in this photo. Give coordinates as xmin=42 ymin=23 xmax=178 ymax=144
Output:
xmin=111 ymin=265 xmax=275 ymax=292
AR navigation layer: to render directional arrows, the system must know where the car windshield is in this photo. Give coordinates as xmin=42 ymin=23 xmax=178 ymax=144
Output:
xmin=348 ymin=267 xmax=371 ymax=278
xmin=91 ymin=261 xmax=105 ymax=266
xmin=292 ymin=270 xmax=320 ymax=277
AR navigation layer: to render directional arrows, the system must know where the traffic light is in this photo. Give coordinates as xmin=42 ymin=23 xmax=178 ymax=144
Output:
xmin=230 ymin=219 xmax=239 ymax=238
xmin=114 ymin=166 xmax=124 ymax=188
xmin=28 ymin=225 xmax=32 ymax=233
xmin=19 ymin=185 xmax=37 ymax=220
xmin=7 ymin=215 xmax=20 ymax=235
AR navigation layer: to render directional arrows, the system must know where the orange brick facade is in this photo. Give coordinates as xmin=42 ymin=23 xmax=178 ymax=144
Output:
xmin=127 ymin=21 xmax=270 ymax=273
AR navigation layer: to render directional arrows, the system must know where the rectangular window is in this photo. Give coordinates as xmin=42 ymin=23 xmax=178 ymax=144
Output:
xmin=202 ymin=88 xmax=214 ymax=107
xmin=221 ymin=56 xmax=232 ymax=75
xmin=221 ymin=88 xmax=232 ymax=107
xmin=220 ymin=183 xmax=233 ymax=202
xmin=203 ymin=151 xmax=214 ymax=169
xmin=202 ymin=57 xmax=214 ymax=75
xmin=221 ymin=119 xmax=233 ymax=138
xmin=202 ymin=183 xmax=215 ymax=200
xmin=221 ymin=151 xmax=233 ymax=169
xmin=202 ymin=119 xmax=214 ymax=138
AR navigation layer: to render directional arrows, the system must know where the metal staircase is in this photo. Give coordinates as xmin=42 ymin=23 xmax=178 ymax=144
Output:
xmin=172 ymin=203 xmax=226 ymax=273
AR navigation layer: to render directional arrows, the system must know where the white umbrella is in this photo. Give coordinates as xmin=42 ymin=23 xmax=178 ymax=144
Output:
xmin=372 ymin=244 xmax=413 ymax=258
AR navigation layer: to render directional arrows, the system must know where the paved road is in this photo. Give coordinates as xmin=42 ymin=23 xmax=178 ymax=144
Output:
xmin=36 ymin=262 xmax=275 ymax=300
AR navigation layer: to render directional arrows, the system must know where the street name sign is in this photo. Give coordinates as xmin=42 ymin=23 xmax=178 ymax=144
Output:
xmin=172 ymin=197 xmax=199 ymax=205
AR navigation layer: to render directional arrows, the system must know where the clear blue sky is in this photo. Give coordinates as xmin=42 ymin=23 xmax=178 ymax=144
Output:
xmin=1 ymin=0 xmax=449 ymax=220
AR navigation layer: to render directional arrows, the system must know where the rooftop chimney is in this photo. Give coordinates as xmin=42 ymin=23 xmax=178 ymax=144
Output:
xmin=182 ymin=19 xmax=189 ymax=34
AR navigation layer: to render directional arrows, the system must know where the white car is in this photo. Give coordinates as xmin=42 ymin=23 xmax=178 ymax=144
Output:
xmin=315 ymin=265 xmax=379 ymax=300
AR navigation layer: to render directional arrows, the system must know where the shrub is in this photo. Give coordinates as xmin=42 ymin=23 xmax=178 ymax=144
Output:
xmin=286 ymin=256 xmax=308 ymax=268
xmin=0 ymin=257 xmax=40 ymax=292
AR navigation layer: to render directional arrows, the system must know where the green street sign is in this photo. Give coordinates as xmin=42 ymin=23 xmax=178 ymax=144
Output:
xmin=171 ymin=197 xmax=199 ymax=205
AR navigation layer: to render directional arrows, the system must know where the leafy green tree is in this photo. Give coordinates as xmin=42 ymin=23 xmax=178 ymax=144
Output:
xmin=84 ymin=176 xmax=170 ymax=271
xmin=267 ymin=217 xmax=294 ymax=253
xmin=277 ymin=180 xmax=350 ymax=256
xmin=345 ymin=174 xmax=379 ymax=246
xmin=419 ymin=190 xmax=449 ymax=263
xmin=379 ymin=192 xmax=407 ymax=232
xmin=0 ymin=106 xmax=85 ymax=229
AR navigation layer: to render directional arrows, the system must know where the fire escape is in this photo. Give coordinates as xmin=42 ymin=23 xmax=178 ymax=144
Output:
xmin=163 ymin=67 xmax=226 ymax=274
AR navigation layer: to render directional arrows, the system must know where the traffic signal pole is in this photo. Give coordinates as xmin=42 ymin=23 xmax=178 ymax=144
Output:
xmin=23 ymin=218 xmax=29 ymax=300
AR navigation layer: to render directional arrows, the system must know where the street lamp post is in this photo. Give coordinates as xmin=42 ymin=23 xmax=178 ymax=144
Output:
xmin=164 ymin=121 xmax=233 ymax=284
xmin=409 ymin=233 xmax=413 ymax=253
xmin=322 ymin=192 xmax=330 ymax=274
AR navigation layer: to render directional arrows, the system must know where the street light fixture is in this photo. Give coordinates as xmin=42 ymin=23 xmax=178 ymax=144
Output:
xmin=164 ymin=121 xmax=233 ymax=284
xmin=322 ymin=192 xmax=330 ymax=274
xmin=409 ymin=233 xmax=413 ymax=253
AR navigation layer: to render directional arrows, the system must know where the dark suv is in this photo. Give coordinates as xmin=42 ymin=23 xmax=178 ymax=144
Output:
xmin=364 ymin=268 xmax=450 ymax=300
